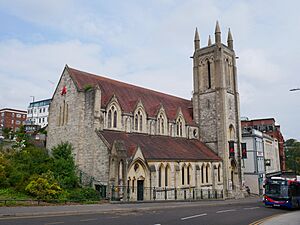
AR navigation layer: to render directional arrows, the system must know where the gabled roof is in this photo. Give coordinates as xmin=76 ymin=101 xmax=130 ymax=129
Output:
xmin=99 ymin=130 xmax=221 ymax=161
xmin=67 ymin=66 xmax=194 ymax=124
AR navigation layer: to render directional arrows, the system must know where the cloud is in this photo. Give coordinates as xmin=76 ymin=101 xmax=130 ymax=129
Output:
xmin=0 ymin=0 xmax=300 ymax=140
xmin=0 ymin=39 xmax=103 ymax=109
xmin=239 ymin=48 xmax=282 ymax=83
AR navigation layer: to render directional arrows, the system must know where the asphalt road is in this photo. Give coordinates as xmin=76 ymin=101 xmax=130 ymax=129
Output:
xmin=0 ymin=201 xmax=290 ymax=225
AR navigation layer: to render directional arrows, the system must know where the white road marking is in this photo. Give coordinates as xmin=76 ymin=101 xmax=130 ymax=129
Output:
xmin=79 ymin=218 xmax=97 ymax=222
xmin=181 ymin=213 xmax=207 ymax=220
xmin=243 ymin=207 xmax=260 ymax=210
xmin=216 ymin=209 xmax=236 ymax=214
xmin=154 ymin=224 xmax=161 ymax=225
xmin=45 ymin=222 xmax=64 ymax=225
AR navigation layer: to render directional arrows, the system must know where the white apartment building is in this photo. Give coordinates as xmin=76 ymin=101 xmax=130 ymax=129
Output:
xmin=27 ymin=99 xmax=51 ymax=128
xmin=242 ymin=128 xmax=281 ymax=195
xmin=242 ymin=129 xmax=265 ymax=195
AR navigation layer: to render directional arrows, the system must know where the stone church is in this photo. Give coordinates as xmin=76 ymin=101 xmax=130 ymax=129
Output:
xmin=47 ymin=22 xmax=244 ymax=200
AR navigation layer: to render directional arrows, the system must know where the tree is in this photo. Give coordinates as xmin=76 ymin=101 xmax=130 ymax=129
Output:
xmin=2 ymin=127 xmax=12 ymax=139
xmin=285 ymin=139 xmax=300 ymax=175
xmin=13 ymin=125 xmax=30 ymax=148
xmin=50 ymin=142 xmax=78 ymax=189
xmin=0 ymin=152 xmax=12 ymax=187
xmin=8 ymin=146 xmax=51 ymax=190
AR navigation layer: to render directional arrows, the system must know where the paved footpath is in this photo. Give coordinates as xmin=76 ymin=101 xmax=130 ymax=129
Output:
xmin=262 ymin=210 xmax=300 ymax=225
xmin=0 ymin=197 xmax=260 ymax=218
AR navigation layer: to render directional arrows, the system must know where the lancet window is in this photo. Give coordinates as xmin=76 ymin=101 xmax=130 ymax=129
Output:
xmin=107 ymin=105 xmax=119 ymax=128
xmin=134 ymin=109 xmax=144 ymax=132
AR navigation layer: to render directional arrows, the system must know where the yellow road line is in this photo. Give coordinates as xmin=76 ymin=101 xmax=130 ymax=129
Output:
xmin=249 ymin=213 xmax=284 ymax=225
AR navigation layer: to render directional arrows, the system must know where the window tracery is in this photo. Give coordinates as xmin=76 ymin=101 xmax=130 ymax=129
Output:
xmin=134 ymin=108 xmax=145 ymax=132
xmin=107 ymin=104 xmax=120 ymax=129
xmin=157 ymin=112 xmax=167 ymax=135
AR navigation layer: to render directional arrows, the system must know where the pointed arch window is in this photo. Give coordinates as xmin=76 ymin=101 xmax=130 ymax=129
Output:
xmin=113 ymin=110 xmax=117 ymax=128
xmin=134 ymin=109 xmax=145 ymax=132
xmin=207 ymin=60 xmax=211 ymax=89
xmin=157 ymin=113 xmax=166 ymax=135
xmin=158 ymin=165 xmax=163 ymax=187
xmin=108 ymin=110 xmax=112 ymax=128
xmin=229 ymin=125 xmax=235 ymax=140
xmin=161 ymin=118 xmax=164 ymax=134
xmin=201 ymin=164 xmax=204 ymax=183
xmin=206 ymin=164 xmax=209 ymax=183
xmin=107 ymin=105 xmax=119 ymax=129
xmin=139 ymin=113 xmax=143 ymax=131
xmin=187 ymin=165 xmax=191 ymax=185
xmin=181 ymin=166 xmax=185 ymax=185
xmin=165 ymin=165 xmax=170 ymax=187
xmin=135 ymin=116 xmax=138 ymax=130
xmin=218 ymin=164 xmax=221 ymax=182
xmin=176 ymin=117 xmax=183 ymax=137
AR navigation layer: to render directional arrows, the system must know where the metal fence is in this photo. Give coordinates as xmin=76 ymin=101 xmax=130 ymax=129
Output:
xmin=111 ymin=186 xmax=223 ymax=202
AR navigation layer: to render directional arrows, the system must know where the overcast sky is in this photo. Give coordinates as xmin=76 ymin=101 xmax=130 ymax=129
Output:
xmin=0 ymin=0 xmax=299 ymax=140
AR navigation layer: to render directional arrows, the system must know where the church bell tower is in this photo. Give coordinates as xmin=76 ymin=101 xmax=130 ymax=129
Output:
xmin=192 ymin=22 xmax=243 ymax=197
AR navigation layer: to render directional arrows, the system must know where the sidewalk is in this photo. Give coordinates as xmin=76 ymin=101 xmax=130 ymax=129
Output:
xmin=262 ymin=211 xmax=300 ymax=225
xmin=0 ymin=197 xmax=260 ymax=218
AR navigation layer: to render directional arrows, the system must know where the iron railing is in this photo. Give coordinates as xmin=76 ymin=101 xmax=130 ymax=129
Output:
xmin=110 ymin=186 xmax=223 ymax=202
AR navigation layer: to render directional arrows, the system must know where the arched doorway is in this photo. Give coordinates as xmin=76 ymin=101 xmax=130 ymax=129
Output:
xmin=127 ymin=159 xmax=148 ymax=201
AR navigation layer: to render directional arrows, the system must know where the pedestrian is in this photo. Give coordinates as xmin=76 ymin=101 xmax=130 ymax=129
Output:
xmin=246 ymin=186 xmax=250 ymax=196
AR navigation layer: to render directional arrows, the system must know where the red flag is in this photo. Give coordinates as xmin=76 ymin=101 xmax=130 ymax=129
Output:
xmin=61 ymin=86 xmax=67 ymax=95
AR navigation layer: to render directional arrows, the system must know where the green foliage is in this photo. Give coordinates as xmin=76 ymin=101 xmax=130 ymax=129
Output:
xmin=67 ymin=187 xmax=100 ymax=201
xmin=25 ymin=171 xmax=62 ymax=200
xmin=0 ymin=153 xmax=12 ymax=187
xmin=13 ymin=126 xmax=30 ymax=149
xmin=8 ymin=146 xmax=51 ymax=190
xmin=3 ymin=127 xmax=12 ymax=139
xmin=0 ymin=188 xmax=32 ymax=200
xmin=84 ymin=84 xmax=93 ymax=92
xmin=51 ymin=142 xmax=78 ymax=189
xmin=285 ymin=138 xmax=300 ymax=174
xmin=0 ymin=142 xmax=97 ymax=203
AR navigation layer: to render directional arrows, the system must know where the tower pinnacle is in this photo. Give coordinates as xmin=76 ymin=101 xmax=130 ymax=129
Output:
xmin=215 ymin=21 xmax=221 ymax=44
xmin=194 ymin=27 xmax=200 ymax=50
xmin=227 ymin=28 xmax=233 ymax=50
xmin=208 ymin=35 xmax=212 ymax=46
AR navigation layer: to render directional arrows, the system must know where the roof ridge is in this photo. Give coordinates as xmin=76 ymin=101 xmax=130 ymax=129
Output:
xmin=68 ymin=66 xmax=191 ymax=103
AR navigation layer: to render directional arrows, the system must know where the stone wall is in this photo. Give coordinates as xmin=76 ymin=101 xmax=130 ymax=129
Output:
xmin=47 ymin=69 xmax=110 ymax=187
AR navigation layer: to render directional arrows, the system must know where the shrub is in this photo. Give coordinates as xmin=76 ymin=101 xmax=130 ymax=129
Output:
xmin=67 ymin=187 xmax=100 ymax=201
xmin=25 ymin=171 xmax=62 ymax=200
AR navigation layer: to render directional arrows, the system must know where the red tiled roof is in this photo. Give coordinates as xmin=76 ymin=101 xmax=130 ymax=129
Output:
xmin=67 ymin=66 xmax=194 ymax=124
xmin=99 ymin=130 xmax=221 ymax=161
